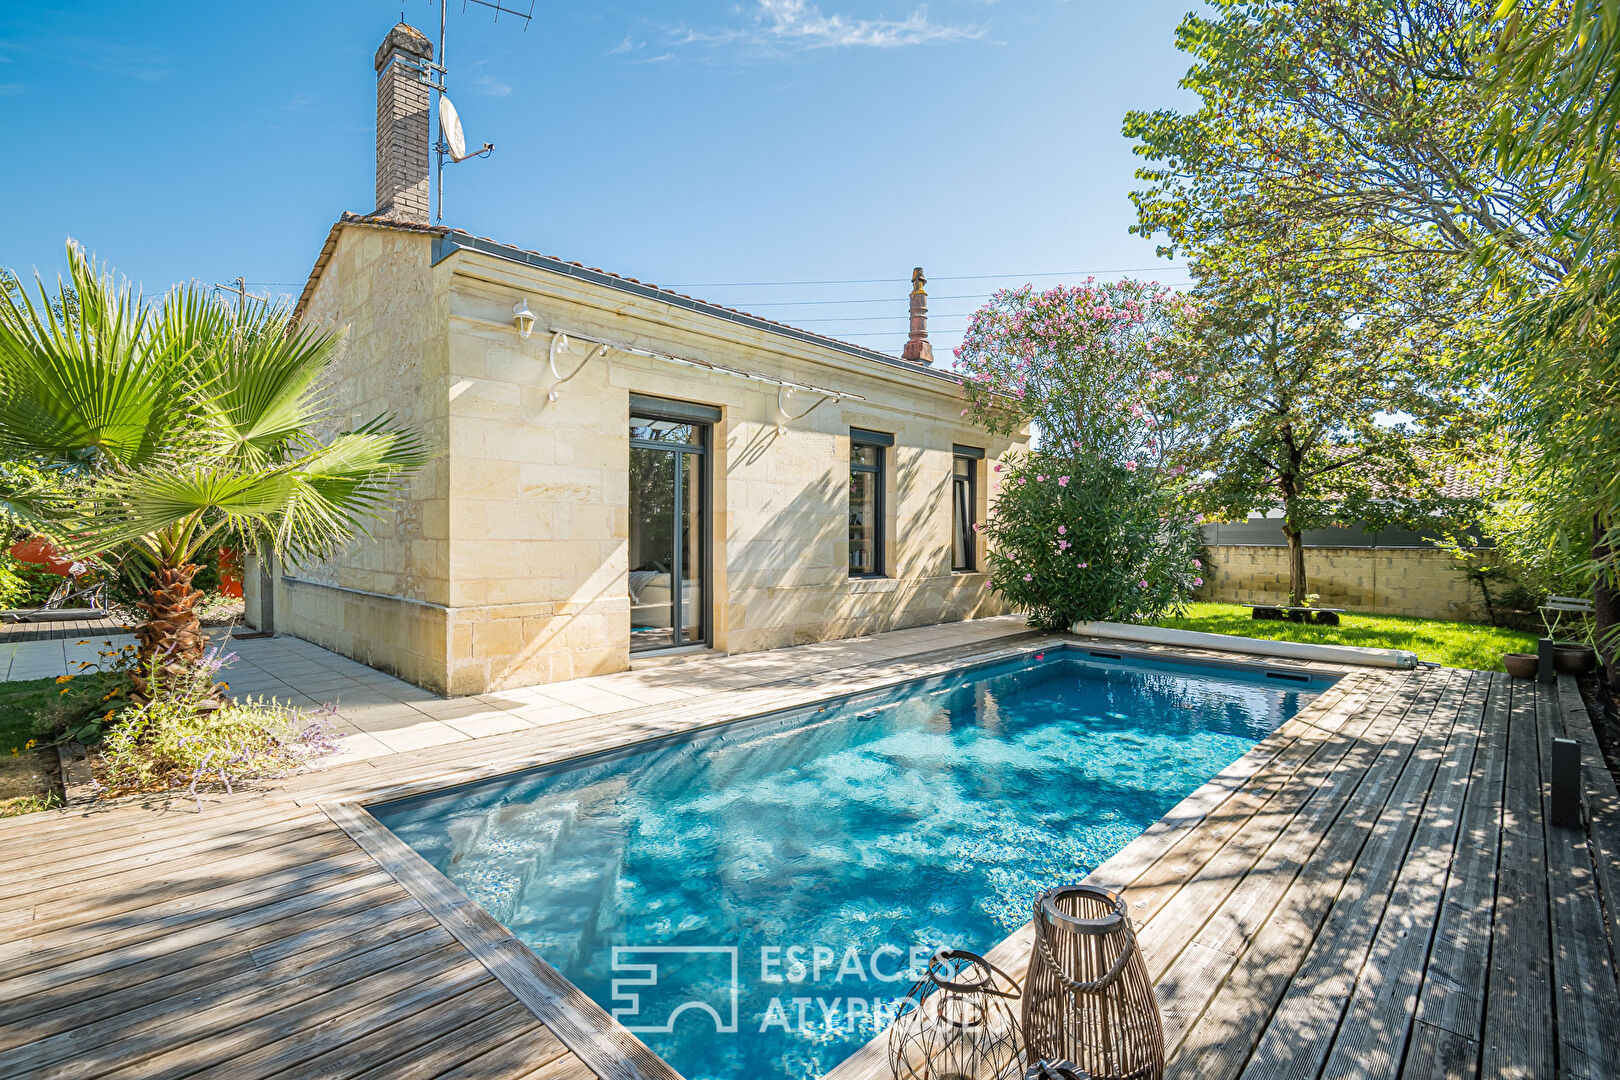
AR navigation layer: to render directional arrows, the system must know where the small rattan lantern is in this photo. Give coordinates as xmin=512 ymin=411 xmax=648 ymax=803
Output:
xmin=1020 ymin=885 xmax=1164 ymax=1080
xmin=889 ymin=949 xmax=1026 ymax=1080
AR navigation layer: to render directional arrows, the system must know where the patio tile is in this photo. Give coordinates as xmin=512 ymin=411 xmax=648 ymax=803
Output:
xmin=525 ymin=683 xmax=647 ymax=714
xmin=364 ymin=721 xmax=471 ymax=753
xmin=509 ymin=700 xmax=594 ymax=726
xmin=444 ymin=711 xmax=536 ymax=739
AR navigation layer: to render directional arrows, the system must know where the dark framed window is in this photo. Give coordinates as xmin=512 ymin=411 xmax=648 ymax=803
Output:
xmin=629 ymin=395 xmax=716 ymax=653
xmin=849 ymin=429 xmax=890 ymax=577
xmin=952 ymin=451 xmax=979 ymax=571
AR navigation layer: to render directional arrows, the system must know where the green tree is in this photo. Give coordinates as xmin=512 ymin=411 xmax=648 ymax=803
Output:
xmin=1125 ymin=0 xmax=1620 ymax=681
xmin=0 ymin=245 xmax=426 ymax=695
xmin=1170 ymin=237 xmax=1477 ymax=605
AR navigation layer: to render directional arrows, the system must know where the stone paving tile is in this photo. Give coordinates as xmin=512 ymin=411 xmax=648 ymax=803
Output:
xmin=1 ymin=615 xmax=1031 ymax=766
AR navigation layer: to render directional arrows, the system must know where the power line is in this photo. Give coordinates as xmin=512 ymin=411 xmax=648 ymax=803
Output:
xmin=662 ymin=266 xmax=1189 ymax=289
xmin=720 ymin=281 xmax=1195 ymax=309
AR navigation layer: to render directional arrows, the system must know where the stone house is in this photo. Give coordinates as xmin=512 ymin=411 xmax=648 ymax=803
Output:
xmin=243 ymin=23 xmax=1026 ymax=695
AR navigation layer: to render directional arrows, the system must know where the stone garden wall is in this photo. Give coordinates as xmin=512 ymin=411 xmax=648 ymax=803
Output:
xmin=1198 ymin=545 xmax=1488 ymax=622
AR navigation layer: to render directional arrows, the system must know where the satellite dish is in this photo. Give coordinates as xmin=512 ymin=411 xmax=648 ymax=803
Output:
xmin=439 ymin=95 xmax=468 ymax=162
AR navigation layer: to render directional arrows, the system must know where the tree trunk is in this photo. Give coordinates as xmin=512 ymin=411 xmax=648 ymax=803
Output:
xmin=132 ymin=564 xmax=207 ymax=700
xmin=1595 ymin=515 xmax=1618 ymax=693
xmin=1283 ymin=525 xmax=1307 ymax=607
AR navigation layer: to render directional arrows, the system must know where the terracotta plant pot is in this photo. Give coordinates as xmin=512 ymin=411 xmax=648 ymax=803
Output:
xmin=1553 ymin=642 xmax=1597 ymax=676
xmin=1503 ymin=652 xmax=1538 ymax=680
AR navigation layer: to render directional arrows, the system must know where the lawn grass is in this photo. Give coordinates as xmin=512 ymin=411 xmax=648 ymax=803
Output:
xmin=1153 ymin=602 xmax=1537 ymax=672
xmin=1 ymin=676 xmax=63 ymax=817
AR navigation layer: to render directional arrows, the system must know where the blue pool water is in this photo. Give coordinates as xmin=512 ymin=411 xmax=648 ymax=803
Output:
xmin=373 ymin=647 xmax=1334 ymax=1080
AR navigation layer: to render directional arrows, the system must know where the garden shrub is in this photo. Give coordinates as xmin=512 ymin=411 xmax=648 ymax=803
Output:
xmin=955 ymin=279 xmax=1206 ymax=630
xmin=984 ymin=452 xmax=1204 ymax=632
xmin=96 ymin=647 xmax=335 ymax=798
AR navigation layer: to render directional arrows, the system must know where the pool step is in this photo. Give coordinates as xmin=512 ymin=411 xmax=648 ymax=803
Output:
xmin=446 ymin=800 xmax=582 ymax=923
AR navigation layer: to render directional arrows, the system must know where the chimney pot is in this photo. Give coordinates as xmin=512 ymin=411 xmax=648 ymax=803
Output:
xmin=901 ymin=266 xmax=933 ymax=365
xmin=373 ymin=22 xmax=434 ymax=225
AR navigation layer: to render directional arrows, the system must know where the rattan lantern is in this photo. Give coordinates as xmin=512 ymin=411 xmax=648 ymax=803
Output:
xmin=889 ymin=949 xmax=1026 ymax=1080
xmin=1020 ymin=885 xmax=1164 ymax=1080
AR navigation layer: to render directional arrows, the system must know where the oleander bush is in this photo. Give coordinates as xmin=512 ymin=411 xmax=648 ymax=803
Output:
xmin=983 ymin=452 xmax=1203 ymax=631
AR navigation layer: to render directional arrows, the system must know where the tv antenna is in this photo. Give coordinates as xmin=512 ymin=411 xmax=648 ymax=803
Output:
xmin=415 ymin=0 xmax=537 ymax=223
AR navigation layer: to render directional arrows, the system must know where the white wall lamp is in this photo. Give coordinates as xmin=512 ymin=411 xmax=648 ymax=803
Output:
xmin=512 ymin=298 xmax=537 ymax=339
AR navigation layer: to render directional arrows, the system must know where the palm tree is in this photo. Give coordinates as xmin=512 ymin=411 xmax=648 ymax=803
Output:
xmin=0 ymin=244 xmax=426 ymax=696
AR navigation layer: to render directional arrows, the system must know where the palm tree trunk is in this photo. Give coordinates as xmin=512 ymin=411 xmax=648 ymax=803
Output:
xmin=132 ymin=564 xmax=206 ymax=699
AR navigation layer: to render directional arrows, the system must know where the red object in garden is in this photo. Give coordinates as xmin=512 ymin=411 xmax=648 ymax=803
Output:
xmin=218 ymin=546 xmax=244 ymax=599
xmin=9 ymin=536 xmax=76 ymax=576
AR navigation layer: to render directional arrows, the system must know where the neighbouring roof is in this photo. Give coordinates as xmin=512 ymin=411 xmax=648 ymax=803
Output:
xmin=294 ymin=212 xmax=964 ymax=387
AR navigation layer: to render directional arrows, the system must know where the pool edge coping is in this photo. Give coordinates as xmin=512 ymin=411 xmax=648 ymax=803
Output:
xmin=323 ymin=635 xmax=1372 ymax=1080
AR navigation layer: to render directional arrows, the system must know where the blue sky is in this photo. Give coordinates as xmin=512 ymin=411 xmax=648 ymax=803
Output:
xmin=0 ymin=1 xmax=1196 ymax=357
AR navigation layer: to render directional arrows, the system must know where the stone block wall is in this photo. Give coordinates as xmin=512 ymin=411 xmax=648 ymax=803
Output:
xmin=256 ymin=224 xmax=456 ymax=691
xmin=437 ymin=261 xmax=1020 ymax=694
xmin=1199 ymin=545 xmax=1487 ymax=622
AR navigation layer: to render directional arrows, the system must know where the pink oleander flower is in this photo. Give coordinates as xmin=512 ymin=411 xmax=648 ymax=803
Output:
xmin=1023 ymin=573 xmax=1033 ymax=581
xmin=1194 ymin=576 xmax=1204 ymax=586
xmin=1193 ymin=558 xmax=1202 ymax=568
xmin=1018 ymin=477 xmax=1027 ymax=485
xmin=1058 ymin=475 xmax=1070 ymax=487
xmin=1057 ymin=525 xmax=1067 ymax=535
xmin=1186 ymin=374 xmax=1198 ymax=383
xmin=994 ymin=463 xmax=1003 ymax=472
xmin=960 ymin=409 xmax=968 ymax=416
xmin=1079 ymin=561 xmax=1089 ymax=568
xmin=1125 ymin=461 xmax=1139 ymax=472
xmin=1139 ymin=579 xmax=1149 ymax=588
xmin=971 ymin=522 xmax=980 ymax=531
xmin=1058 ymin=540 xmax=1071 ymax=551
xmin=1036 ymin=474 xmax=1047 ymax=482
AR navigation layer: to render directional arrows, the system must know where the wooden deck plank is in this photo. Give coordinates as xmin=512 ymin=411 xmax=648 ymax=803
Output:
xmin=1314 ymin=671 xmax=1492 ymax=1079
xmin=1555 ymin=675 xmax=1620 ymax=979
xmin=1154 ymin=670 xmax=1459 ymax=1058
xmin=0 ymin=888 xmax=429 ymax=1054
xmin=343 ymin=1001 xmax=567 ymax=1080
xmin=1407 ymin=673 xmax=1512 ymax=1059
xmin=0 ymin=854 xmax=389 ymax=987
xmin=1479 ymin=680 xmax=1556 ymax=1080
xmin=182 ymin=970 xmax=507 ymax=1080
xmin=0 ymin=931 xmax=461 ymax=1080
xmin=1172 ymin=671 xmax=1474 ymax=1080
xmin=1537 ymin=681 xmax=1620 ymax=1078
xmin=0 ymin=825 xmax=360 ymax=943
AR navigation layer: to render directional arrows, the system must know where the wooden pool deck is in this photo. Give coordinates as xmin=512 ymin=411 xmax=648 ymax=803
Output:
xmin=1 ymin=633 xmax=1616 ymax=1080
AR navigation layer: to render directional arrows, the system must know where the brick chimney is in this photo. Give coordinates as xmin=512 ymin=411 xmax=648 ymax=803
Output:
xmin=373 ymin=23 xmax=434 ymax=224
xmin=901 ymin=267 xmax=933 ymax=365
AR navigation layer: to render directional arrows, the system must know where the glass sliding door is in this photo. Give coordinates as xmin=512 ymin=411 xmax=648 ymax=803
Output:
xmin=629 ymin=406 xmax=710 ymax=653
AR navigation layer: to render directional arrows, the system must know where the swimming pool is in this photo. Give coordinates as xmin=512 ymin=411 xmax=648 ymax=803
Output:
xmin=372 ymin=646 xmax=1336 ymax=1080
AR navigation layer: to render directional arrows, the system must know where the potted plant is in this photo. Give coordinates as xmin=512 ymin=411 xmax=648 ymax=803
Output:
xmin=1553 ymin=641 xmax=1598 ymax=675
xmin=1503 ymin=652 xmax=1538 ymax=679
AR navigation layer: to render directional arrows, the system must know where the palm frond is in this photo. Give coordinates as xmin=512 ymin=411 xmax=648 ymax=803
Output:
xmin=0 ymin=243 xmax=198 ymax=469
xmin=190 ymin=301 xmax=347 ymax=467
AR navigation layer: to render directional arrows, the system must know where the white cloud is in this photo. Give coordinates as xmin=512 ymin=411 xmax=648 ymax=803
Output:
xmin=671 ymin=0 xmax=985 ymax=53
xmin=606 ymin=35 xmax=635 ymax=56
